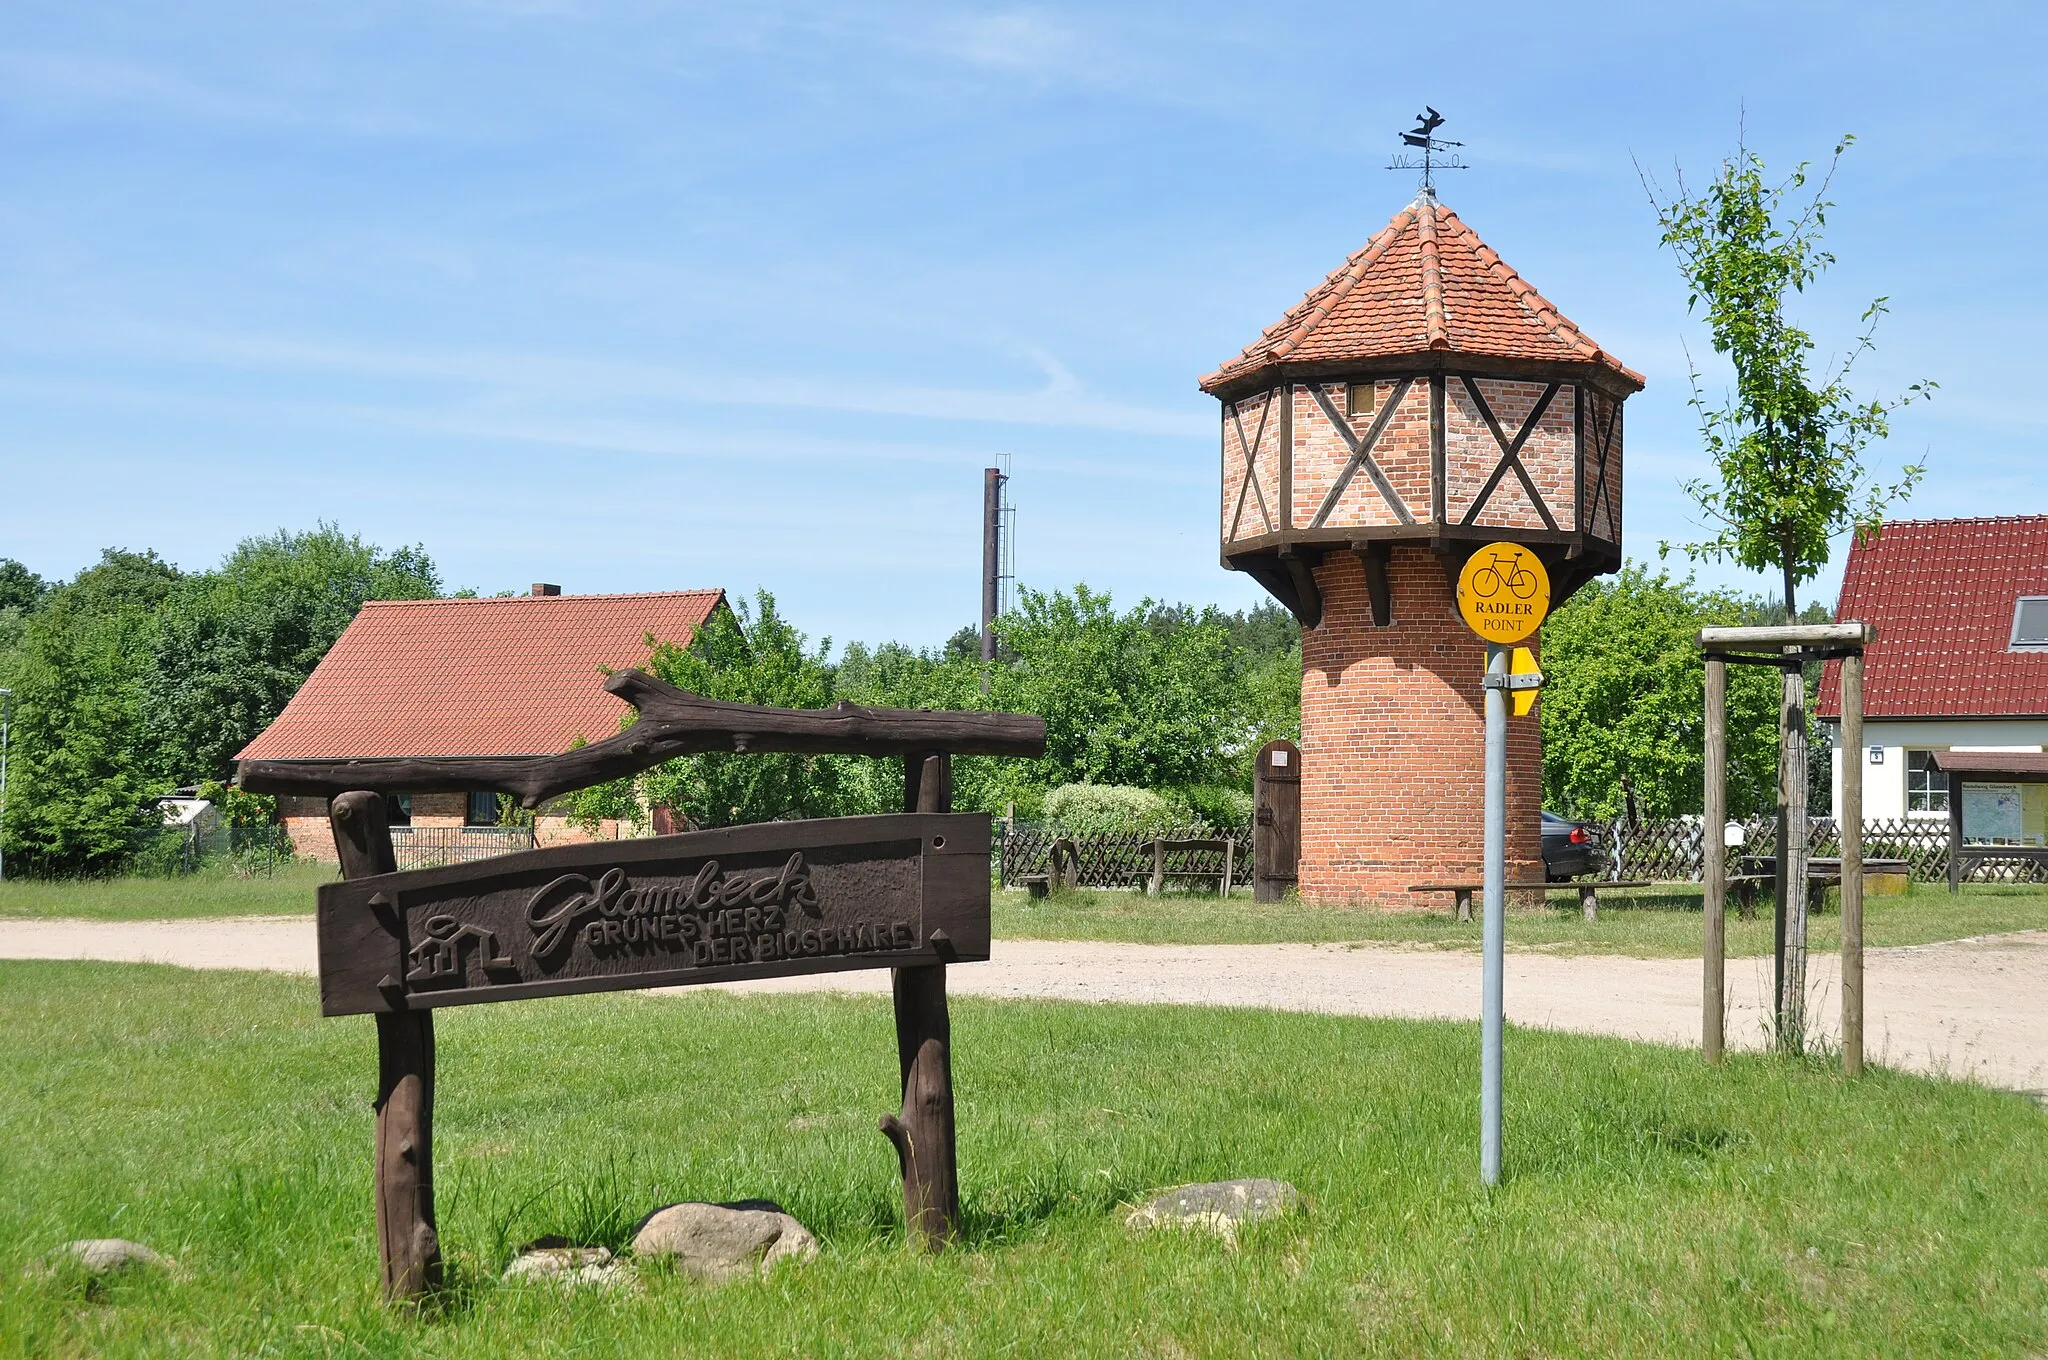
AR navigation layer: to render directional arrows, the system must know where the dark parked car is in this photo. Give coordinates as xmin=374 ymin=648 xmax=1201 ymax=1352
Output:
xmin=1541 ymin=811 xmax=1602 ymax=881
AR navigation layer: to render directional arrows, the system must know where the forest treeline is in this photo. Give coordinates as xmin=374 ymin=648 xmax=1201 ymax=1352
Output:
xmin=0 ymin=526 xmax=1813 ymax=877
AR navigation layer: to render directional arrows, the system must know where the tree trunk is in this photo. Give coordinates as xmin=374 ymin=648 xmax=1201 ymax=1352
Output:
xmin=1779 ymin=658 xmax=1809 ymax=1053
xmin=1774 ymin=542 xmax=1809 ymax=1054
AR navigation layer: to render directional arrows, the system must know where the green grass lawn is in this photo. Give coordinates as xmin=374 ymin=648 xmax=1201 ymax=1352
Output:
xmin=7 ymin=861 xmax=2047 ymax=960
xmin=2 ymin=962 xmax=2044 ymax=1357
xmin=994 ymin=879 xmax=2048 ymax=956
xmin=0 ymin=860 xmax=336 ymax=922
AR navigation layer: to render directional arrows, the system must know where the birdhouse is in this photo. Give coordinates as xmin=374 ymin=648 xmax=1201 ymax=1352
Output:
xmin=1201 ymin=189 xmax=1642 ymax=904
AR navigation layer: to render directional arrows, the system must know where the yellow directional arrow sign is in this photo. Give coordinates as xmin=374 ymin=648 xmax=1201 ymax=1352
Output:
xmin=1509 ymin=645 xmax=1542 ymax=717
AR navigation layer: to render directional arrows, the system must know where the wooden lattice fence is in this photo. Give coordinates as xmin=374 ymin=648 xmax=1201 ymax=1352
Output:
xmin=996 ymin=823 xmax=1254 ymax=892
xmin=1599 ymin=816 xmax=2039 ymax=883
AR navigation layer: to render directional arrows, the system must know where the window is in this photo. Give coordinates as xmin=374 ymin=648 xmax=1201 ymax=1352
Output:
xmin=2012 ymin=596 xmax=2048 ymax=650
xmin=1347 ymin=381 xmax=1376 ymax=417
xmin=385 ymin=794 xmax=413 ymax=826
xmin=1906 ymin=750 xmax=1948 ymax=813
xmin=466 ymin=791 xmax=500 ymax=827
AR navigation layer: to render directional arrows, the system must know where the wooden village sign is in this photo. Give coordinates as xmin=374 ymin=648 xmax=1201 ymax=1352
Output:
xmin=238 ymin=667 xmax=1046 ymax=1300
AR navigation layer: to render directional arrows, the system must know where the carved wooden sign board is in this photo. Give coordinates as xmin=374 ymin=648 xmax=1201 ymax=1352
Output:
xmin=242 ymin=667 xmax=1046 ymax=1300
xmin=318 ymin=813 xmax=989 ymax=1016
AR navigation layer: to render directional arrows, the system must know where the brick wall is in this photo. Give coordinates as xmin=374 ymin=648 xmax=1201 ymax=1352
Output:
xmin=1298 ymin=546 xmax=1543 ymax=905
xmin=277 ymin=792 xmax=635 ymax=862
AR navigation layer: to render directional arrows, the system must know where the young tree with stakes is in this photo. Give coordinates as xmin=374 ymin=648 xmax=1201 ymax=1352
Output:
xmin=1645 ymin=134 xmax=1932 ymax=1051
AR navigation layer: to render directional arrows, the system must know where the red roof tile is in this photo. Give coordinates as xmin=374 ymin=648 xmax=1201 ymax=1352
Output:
xmin=235 ymin=590 xmax=726 ymax=760
xmin=1817 ymin=517 xmax=2048 ymax=720
xmin=1200 ymin=192 xmax=1644 ymax=392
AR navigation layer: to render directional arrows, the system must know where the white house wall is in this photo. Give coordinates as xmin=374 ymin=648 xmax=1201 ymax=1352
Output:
xmin=1823 ymin=716 xmax=2048 ymax=840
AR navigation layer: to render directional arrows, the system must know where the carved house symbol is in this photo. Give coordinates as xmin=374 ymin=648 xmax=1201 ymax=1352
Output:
xmin=406 ymin=914 xmax=517 ymax=988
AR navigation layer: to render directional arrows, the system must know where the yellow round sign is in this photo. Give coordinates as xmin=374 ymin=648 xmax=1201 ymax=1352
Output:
xmin=1456 ymin=543 xmax=1551 ymax=643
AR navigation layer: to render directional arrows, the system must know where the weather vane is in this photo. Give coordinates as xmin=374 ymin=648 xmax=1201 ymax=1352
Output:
xmin=1387 ymin=106 xmax=1466 ymax=194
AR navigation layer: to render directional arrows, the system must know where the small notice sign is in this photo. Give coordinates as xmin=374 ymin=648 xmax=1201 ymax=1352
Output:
xmin=1456 ymin=544 xmax=1551 ymax=643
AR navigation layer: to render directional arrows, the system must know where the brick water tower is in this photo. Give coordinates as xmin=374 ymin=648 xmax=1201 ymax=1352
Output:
xmin=1202 ymin=188 xmax=1642 ymax=904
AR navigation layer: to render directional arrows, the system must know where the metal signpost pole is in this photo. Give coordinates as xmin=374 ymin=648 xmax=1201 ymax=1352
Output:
xmin=1480 ymin=643 xmax=1507 ymax=1187
xmin=1454 ymin=543 xmax=1550 ymax=1191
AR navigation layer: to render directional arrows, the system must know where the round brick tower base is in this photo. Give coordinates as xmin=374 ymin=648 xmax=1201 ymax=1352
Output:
xmin=1298 ymin=546 xmax=1544 ymax=906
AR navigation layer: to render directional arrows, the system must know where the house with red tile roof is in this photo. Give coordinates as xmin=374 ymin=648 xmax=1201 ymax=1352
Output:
xmin=1818 ymin=517 xmax=2048 ymax=844
xmin=238 ymin=584 xmax=726 ymax=860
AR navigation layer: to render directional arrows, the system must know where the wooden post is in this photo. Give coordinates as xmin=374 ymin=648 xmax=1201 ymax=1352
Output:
xmin=1948 ymin=769 xmax=1964 ymax=895
xmin=1778 ymin=656 xmax=1810 ymax=1054
xmin=1840 ymin=650 xmax=1865 ymax=1078
xmin=880 ymin=752 xmax=961 ymax=1251
xmin=1580 ymin=883 xmax=1597 ymax=922
xmin=1148 ymin=840 xmax=1165 ymax=897
xmin=1221 ymin=838 xmax=1233 ymax=898
xmin=1702 ymin=654 xmax=1727 ymax=1065
xmin=329 ymin=791 xmax=442 ymax=1303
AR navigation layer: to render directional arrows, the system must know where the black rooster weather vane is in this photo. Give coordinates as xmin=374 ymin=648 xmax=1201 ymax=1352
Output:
xmin=1387 ymin=106 xmax=1467 ymax=194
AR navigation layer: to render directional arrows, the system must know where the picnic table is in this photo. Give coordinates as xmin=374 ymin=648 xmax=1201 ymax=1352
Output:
xmin=1408 ymin=879 xmax=1653 ymax=922
xmin=1735 ymin=856 xmax=1912 ymax=918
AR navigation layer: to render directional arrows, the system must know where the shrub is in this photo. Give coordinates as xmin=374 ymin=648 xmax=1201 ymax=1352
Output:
xmin=1042 ymin=783 xmax=1192 ymax=835
xmin=1173 ymin=784 xmax=1254 ymax=831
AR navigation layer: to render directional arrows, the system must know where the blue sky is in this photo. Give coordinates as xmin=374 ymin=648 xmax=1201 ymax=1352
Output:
xmin=3 ymin=1 xmax=2042 ymax=649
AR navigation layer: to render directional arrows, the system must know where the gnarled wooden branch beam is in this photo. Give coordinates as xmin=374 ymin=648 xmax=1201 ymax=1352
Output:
xmin=237 ymin=668 xmax=1048 ymax=806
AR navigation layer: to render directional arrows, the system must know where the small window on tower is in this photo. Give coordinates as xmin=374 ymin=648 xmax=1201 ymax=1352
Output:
xmin=2011 ymin=596 xmax=2048 ymax=651
xmin=1347 ymin=381 xmax=1376 ymax=417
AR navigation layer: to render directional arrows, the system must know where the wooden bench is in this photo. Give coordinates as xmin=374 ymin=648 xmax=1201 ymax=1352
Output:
xmin=1017 ymin=837 xmax=1083 ymax=899
xmin=1408 ymin=880 xmax=1654 ymax=922
xmin=1140 ymin=837 xmax=1235 ymax=897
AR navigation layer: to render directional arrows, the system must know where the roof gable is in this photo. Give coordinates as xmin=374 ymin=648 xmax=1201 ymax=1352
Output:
xmin=236 ymin=590 xmax=726 ymax=762
xmin=1200 ymin=193 xmax=1644 ymax=393
xmin=1818 ymin=517 xmax=2048 ymax=720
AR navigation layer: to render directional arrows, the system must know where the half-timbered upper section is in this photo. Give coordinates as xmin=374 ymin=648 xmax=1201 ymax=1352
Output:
xmin=1200 ymin=191 xmax=1643 ymax=627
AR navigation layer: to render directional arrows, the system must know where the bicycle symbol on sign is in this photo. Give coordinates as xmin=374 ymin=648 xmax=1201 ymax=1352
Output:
xmin=1468 ymin=548 xmax=1539 ymax=602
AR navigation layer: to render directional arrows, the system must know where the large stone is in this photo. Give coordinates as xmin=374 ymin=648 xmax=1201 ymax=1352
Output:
xmin=48 ymin=1239 xmax=176 ymax=1277
xmin=502 ymin=1244 xmax=634 ymax=1290
xmin=1126 ymin=1179 xmax=1301 ymax=1243
xmin=630 ymin=1200 xmax=818 ymax=1282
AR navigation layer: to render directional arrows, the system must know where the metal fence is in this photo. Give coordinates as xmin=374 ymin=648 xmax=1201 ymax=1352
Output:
xmin=123 ymin=821 xmax=294 ymax=877
xmin=995 ymin=823 xmax=1254 ymax=892
xmin=391 ymin=825 xmax=536 ymax=871
xmin=1598 ymin=815 xmax=2047 ymax=885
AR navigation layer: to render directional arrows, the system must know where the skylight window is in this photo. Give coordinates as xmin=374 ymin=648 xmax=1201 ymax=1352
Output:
xmin=2013 ymin=596 xmax=2048 ymax=651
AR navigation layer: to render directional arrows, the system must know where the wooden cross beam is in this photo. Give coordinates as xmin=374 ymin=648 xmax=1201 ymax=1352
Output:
xmin=1227 ymin=395 xmax=1277 ymax=539
xmin=1307 ymin=379 xmax=1415 ymax=527
xmin=238 ymin=668 xmax=1048 ymax=806
xmin=1455 ymin=377 xmax=1560 ymax=531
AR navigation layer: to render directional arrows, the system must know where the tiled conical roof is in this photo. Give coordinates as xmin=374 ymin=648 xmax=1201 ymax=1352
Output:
xmin=1201 ymin=192 xmax=1643 ymax=393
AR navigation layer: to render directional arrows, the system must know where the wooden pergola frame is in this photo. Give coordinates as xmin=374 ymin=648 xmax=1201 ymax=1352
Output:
xmin=1698 ymin=622 xmax=1876 ymax=1077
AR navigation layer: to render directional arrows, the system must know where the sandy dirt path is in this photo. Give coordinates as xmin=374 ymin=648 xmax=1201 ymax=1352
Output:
xmin=4 ymin=917 xmax=2043 ymax=1092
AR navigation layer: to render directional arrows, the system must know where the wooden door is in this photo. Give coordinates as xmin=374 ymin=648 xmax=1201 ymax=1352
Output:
xmin=1254 ymin=739 xmax=1301 ymax=903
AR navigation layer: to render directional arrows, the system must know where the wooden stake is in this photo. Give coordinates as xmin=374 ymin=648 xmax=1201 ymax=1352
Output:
xmin=329 ymin=791 xmax=442 ymax=1302
xmin=1702 ymin=654 xmax=1727 ymax=1064
xmin=1841 ymin=651 xmax=1865 ymax=1078
xmin=1948 ymin=769 xmax=1964 ymax=896
xmin=880 ymin=753 xmax=961 ymax=1250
